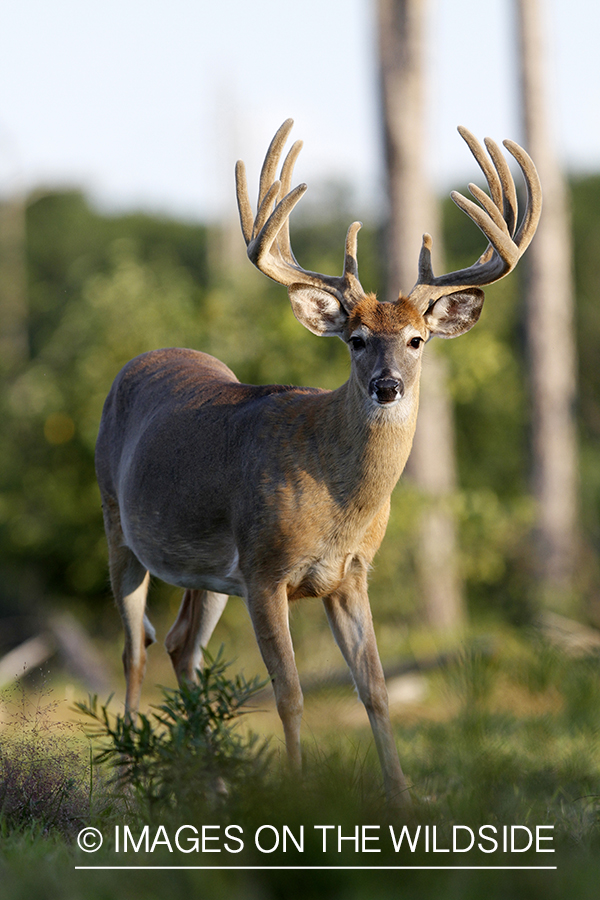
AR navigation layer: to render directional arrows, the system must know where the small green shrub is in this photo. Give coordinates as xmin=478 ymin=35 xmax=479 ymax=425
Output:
xmin=75 ymin=649 xmax=269 ymax=818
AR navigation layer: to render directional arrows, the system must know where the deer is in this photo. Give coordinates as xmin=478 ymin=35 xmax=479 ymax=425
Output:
xmin=95 ymin=119 xmax=541 ymax=808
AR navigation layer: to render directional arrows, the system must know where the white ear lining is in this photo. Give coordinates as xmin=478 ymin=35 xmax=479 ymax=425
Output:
xmin=424 ymin=288 xmax=485 ymax=338
xmin=287 ymin=284 xmax=348 ymax=337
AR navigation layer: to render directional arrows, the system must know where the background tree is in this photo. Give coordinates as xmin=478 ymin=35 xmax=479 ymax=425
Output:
xmin=515 ymin=0 xmax=579 ymax=610
xmin=377 ymin=0 xmax=465 ymax=631
xmin=0 ymin=193 xmax=28 ymax=373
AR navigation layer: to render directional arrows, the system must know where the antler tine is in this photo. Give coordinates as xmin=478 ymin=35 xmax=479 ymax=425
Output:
xmin=235 ymin=160 xmax=254 ymax=246
xmin=343 ymin=221 xmax=362 ymax=280
xmin=503 ymin=139 xmax=542 ymax=253
xmin=253 ymin=179 xmax=283 ymax=241
xmin=458 ymin=126 xmax=503 ymax=212
xmin=236 ymin=120 xmax=367 ymax=311
xmin=485 ymin=137 xmax=518 ymax=237
xmin=466 ymin=182 xmax=512 ymax=240
xmin=258 ymin=118 xmax=294 ymax=211
xmin=407 ymin=127 xmax=542 ymax=311
xmin=248 ymin=182 xmax=308 ymax=274
xmin=448 ymin=188 xmax=519 ymax=274
xmin=277 ymin=139 xmax=304 ymax=266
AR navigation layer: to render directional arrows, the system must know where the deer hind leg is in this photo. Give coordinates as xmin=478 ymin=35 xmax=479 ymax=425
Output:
xmin=102 ymin=496 xmax=153 ymax=716
xmin=323 ymin=577 xmax=411 ymax=809
xmin=247 ymin=587 xmax=303 ymax=770
xmin=165 ymin=589 xmax=229 ymax=684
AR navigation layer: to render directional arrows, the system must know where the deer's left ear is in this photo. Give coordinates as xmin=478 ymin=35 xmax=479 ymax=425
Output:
xmin=424 ymin=288 xmax=485 ymax=338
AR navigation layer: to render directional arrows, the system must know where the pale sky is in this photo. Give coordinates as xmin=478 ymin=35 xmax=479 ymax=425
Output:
xmin=0 ymin=0 xmax=598 ymax=222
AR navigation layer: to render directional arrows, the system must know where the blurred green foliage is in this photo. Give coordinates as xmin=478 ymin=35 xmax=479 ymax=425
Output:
xmin=0 ymin=175 xmax=598 ymax=635
xmin=1 ymin=192 xmax=210 ymax=619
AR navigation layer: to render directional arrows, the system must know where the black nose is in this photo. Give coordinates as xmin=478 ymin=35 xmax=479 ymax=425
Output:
xmin=370 ymin=376 xmax=404 ymax=404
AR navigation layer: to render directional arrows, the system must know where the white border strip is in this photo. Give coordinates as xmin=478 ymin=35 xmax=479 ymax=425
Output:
xmin=75 ymin=865 xmax=557 ymax=871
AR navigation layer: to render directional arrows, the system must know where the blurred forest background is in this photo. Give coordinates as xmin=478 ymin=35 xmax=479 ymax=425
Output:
xmin=0 ymin=169 xmax=598 ymax=689
xmin=0 ymin=0 xmax=599 ymax=700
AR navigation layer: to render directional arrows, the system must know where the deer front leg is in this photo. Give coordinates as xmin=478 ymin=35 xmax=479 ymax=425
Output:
xmin=323 ymin=572 xmax=411 ymax=809
xmin=247 ymin=586 xmax=303 ymax=770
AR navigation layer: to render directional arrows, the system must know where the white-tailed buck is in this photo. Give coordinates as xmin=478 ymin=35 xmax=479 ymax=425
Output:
xmin=96 ymin=119 xmax=541 ymax=807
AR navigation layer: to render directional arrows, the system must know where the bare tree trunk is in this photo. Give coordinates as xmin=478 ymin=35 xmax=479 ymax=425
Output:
xmin=409 ymin=351 xmax=465 ymax=630
xmin=515 ymin=0 xmax=578 ymax=608
xmin=377 ymin=0 xmax=465 ymax=631
xmin=378 ymin=0 xmax=430 ymax=294
xmin=0 ymin=194 xmax=28 ymax=373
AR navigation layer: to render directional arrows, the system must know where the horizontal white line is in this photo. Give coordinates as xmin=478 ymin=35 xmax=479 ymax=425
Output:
xmin=75 ymin=865 xmax=558 ymax=871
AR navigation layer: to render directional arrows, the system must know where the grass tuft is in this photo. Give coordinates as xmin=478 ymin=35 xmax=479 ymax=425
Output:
xmin=0 ymin=680 xmax=92 ymax=838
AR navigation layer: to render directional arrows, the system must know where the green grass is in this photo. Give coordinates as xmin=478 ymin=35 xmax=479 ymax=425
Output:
xmin=2 ymin=634 xmax=600 ymax=898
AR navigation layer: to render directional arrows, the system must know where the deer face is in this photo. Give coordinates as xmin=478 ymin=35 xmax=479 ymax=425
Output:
xmin=287 ymin=283 xmax=485 ymax=413
xmin=345 ymin=294 xmax=427 ymax=409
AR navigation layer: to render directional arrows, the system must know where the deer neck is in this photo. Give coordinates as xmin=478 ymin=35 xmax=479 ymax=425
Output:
xmin=310 ymin=375 xmax=420 ymax=514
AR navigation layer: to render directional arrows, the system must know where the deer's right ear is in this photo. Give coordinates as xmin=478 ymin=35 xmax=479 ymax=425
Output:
xmin=287 ymin=284 xmax=348 ymax=337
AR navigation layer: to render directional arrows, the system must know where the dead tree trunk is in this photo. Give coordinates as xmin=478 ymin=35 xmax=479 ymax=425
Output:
xmin=0 ymin=194 xmax=28 ymax=373
xmin=515 ymin=0 xmax=579 ymax=608
xmin=377 ymin=0 xmax=465 ymax=631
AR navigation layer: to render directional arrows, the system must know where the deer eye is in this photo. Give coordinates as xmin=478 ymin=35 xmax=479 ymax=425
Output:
xmin=409 ymin=336 xmax=423 ymax=349
xmin=349 ymin=335 xmax=366 ymax=351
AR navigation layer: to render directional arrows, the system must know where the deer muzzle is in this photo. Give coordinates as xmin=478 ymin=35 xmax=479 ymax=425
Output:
xmin=370 ymin=375 xmax=404 ymax=405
